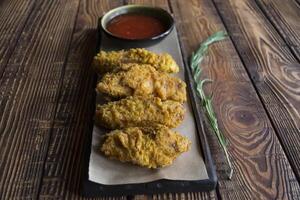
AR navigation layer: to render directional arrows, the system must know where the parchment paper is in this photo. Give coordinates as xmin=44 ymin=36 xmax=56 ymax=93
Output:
xmin=88 ymin=28 xmax=208 ymax=185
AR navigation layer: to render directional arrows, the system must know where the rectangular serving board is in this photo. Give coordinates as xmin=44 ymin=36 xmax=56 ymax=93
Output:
xmin=81 ymin=19 xmax=217 ymax=197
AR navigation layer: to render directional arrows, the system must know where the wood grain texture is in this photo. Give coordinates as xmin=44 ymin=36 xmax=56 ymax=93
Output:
xmin=37 ymin=0 xmax=124 ymax=199
xmin=154 ymin=193 xmax=216 ymax=200
xmin=1 ymin=0 xmax=300 ymax=199
xmin=0 ymin=0 xmax=36 ymax=77
xmin=170 ymin=0 xmax=300 ymax=199
xmin=0 ymin=0 xmax=81 ymax=199
xmin=212 ymin=0 xmax=300 ymax=182
xmin=150 ymin=193 xmax=216 ymax=200
xmin=134 ymin=192 xmax=215 ymax=200
xmin=134 ymin=193 xmax=216 ymax=200
xmin=255 ymin=0 xmax=300 ymax=60
xmin=126 ymin=0 xmax=170 ymax=11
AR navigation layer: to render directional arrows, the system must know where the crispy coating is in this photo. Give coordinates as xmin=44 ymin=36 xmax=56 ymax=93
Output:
xmin=93 ymin=48 xmax=179 ymax=74
xmin=96 ymin=63 xmax=187 ymax=102
xmin=101 ymin=125 xmax=191 ymax=168
xmin=96 ymin=96 xmax=185 ymax=129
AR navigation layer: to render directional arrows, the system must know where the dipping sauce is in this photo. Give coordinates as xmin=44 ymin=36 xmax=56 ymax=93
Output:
xmin=107 ymin=14 xmax=166 ymax=40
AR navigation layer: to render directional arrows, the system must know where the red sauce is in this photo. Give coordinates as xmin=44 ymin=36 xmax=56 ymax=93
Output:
xmin=107 ymin=14 xmax=166 ymax=40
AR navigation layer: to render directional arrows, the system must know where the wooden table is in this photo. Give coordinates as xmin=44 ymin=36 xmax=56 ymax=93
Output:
xmin=1 ymin=0 xmax=300 ymax=199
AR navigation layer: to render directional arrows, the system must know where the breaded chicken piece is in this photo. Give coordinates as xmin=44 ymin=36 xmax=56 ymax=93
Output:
xmin=96 ymin=63 xmax=187 ymax=102
xmin=93 ymin=48 xmax=179 ymax=74
xmin=101 ymin=125 xmax=191 ymax=168
xmin=95 ymin=96 xmax=185 ymax=129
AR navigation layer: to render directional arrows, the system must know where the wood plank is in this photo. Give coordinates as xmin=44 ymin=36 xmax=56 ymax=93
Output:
xmin=212 ymin=0 xmax=300 ymax=181
xmin=0 ymin=0 xmax=81 ymax=199
xmin=0 ymin=0 xmax=36 ymax=76
xmin=37 ymin=1 xmax=124 ymax=199
xmin=126 ymin=0 xmax=170 ymax=11
xmin=134 ymin=192 xmax=215 ymax=200
xmin=169 ymin=0 xmax=300 ymax=199
xmin=127 ymin=0 xmax=216 ymax=199
xmin=255 ymin=0 xmax=300 ymax=60
xmin=152 ymin=193 xmax=216 ymax=200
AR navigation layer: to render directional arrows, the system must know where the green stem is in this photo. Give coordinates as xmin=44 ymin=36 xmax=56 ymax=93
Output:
xmin=190 ymin=31 xmax=233 ymax=179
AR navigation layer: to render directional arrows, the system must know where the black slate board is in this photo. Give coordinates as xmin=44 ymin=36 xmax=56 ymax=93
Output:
xmin=81 ymin=19 xmax=217 ymax=197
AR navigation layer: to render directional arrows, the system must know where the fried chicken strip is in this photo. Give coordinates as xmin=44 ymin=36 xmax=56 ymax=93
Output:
xmin=101 ymin=125 xmax=191 ymax=168
xmin=97 ymin=63 xmax=187 ymax=102
xmin=95 ymin=96 xmax=185 ymax=129
xmin=93 ymin=48 xmax=179 ymax=74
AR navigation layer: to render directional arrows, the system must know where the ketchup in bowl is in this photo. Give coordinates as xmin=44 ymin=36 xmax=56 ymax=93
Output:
xmin=107 ymin=14 xmax=166 ymax=40
xmin=101 ymin=5 xmax=174 ymax=47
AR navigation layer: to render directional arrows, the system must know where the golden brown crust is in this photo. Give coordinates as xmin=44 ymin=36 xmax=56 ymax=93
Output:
xmin=93 ymin=48 xmax=179 ymax=74
xmin=95 ymin=96 xmax=185 ymax=129
xmin=101 ymin=125 xmax=191 ymax=168
xmin=96 ymin=63 xmax=187 ymax=102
